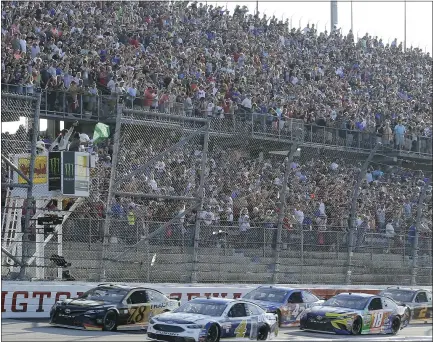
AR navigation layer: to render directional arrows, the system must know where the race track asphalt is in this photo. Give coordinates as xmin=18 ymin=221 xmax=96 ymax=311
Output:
xmin=2 ymin=319 xmax=432 ymax=341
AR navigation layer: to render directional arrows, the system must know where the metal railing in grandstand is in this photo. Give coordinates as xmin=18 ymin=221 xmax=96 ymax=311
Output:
xmin=1 ymin=84 xmax=431 ymax=158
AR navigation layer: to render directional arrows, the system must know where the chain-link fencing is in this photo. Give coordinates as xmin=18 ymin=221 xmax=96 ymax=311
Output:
xmin=97 ymin=104 xmax=209 ymax=282
xmin=2 ymin=89 xmax=431 ymax=285
xmin=350 ymin=159 xmax=432 ymax=285
xmin=1 ymin=91 xmax=40 ymax=278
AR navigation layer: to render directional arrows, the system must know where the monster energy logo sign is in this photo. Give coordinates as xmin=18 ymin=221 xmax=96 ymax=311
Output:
xmin=49 ymin=158 xmax=60 ymax=174
xmin=64 ymin=163 xmax=74 ymax=178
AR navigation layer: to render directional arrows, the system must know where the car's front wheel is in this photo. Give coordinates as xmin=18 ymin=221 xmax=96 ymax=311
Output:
xmin=102 ymin=310 xmax=118 ymax=331
xmin=206 ymin=324 xmax=220 ymax=342
xmin=257 ymin=324 xmax=269 ymax=340
xmin=391 ymin=316 xmax=401 ymax=335
xmin=351 ymin=317 xmax=362 ymax=335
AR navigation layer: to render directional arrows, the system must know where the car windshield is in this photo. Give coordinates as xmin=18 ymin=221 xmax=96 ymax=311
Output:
xmin=242 ymin=288 xmax=287 ymax=303
xmin=323 ymin=295 xmax=369 ymax=310
xmin=173 ymin=301 xmax=227 ymax=317
xmin=79 ymin=287 xmax=128 ymax=303
xmin=379 ymin=290 xmax=414 ymax=303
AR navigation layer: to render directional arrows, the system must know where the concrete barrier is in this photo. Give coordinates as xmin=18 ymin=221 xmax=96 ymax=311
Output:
xmin=2 ymin=282 xmax=431 ymax=318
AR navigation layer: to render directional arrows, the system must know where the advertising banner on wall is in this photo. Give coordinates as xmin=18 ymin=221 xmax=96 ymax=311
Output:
xmin=48 ymin=152 xmax=62 ymax=191
xmin=11 ymin=152 xmax=90 ymax=198
xmin=62 ymin=152 xmax=75 ymax=195
xmin=74 ymin=153 xmax=90 ymax=197
xmin=17 ymin=156 xmax=47 ymax=184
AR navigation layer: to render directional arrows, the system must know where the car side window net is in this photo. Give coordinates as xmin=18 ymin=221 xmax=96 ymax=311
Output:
xmin=368 ymin=298 xmax=383 ymax=311
xmin=416 ymin=292 xmax=428 ymax=303
xmin=229 ymin=303 xmax=247 ymax=317
xmin=288 ymin=292 xmax=303 ymax=304
xmin=128 ymin=291 xmax=147 ymax=304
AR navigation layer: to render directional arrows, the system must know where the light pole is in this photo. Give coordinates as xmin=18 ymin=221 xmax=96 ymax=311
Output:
xmin=299 ymin=16 xmax=303 ymax=28
xmin=290 ymin=14 xmax=295 ymax=30
xmin=316 ymin=20 xmax=320 ymax=32
xmin=350 ymin=0 xmax=353 ymax=32
xmin=324 ymin=21 xmax=328 ymax=32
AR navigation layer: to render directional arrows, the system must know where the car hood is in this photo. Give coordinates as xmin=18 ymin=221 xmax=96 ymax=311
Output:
xmin=155 ymin=312 xmax=214 ymax=324
xmin=61 ymin=298 xmax=111 ymax=308
xmin=243 ymin=300 xmax=281 ymax=311
xmin=308 ymin=306 xmax=360 ymax=316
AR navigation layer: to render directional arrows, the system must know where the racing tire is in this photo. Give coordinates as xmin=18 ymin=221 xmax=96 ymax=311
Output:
xmin=205 ymin=323 xmax=220 ymax=342
xmin=257 ymin=324 xmax=269 ymax=340
xmin=351 ymin=317 xmax=362 ymax=335
xmin=391 ymin=316 xmax=401 ymax=335
xmin=102 ymin=310 xmax=118 ymax=331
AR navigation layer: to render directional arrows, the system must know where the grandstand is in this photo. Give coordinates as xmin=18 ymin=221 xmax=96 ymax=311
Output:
xmin=1 ymin=1 xmax=432 ymax=286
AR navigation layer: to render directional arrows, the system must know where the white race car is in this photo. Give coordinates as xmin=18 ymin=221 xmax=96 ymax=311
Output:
xmin=147 ymin=297 xmax=279 ymax=342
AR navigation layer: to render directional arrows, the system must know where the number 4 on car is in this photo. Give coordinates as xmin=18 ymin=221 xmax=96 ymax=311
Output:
xmin=50 ymin=283 xmax=179 ymax=331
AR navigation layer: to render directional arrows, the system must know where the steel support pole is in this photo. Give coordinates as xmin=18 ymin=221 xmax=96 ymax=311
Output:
xmin=1 ymin=183 xmax=31 ymax=189
xmin=410 ymin=181 xmax=429 ymax=286
xmin=100 ymin=98 xmax=122 ymax=282
xmin=346 ymin=143 xmax=380 ymax=284
xmin=191 ymin=121 xmax=210 ymax=283
xmin=1 ymin=246 xmax=24 ymax=266
xmin=112 ymin=192 xmax=196 ymax=202
xmin=272 ymin=143 xmax=299 ymax=284
xmin=18 ymin=92 xmax=41 ymax=280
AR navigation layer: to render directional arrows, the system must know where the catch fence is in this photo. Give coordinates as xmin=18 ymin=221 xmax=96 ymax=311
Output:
xmin=1 ymin=91 xmax=432 ymax=285
xmin=37 ymin=218 xmax=432 ymax=285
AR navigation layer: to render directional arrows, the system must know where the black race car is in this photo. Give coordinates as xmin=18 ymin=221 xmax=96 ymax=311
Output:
xmin=50 ymin=283 xmax=179 ymax=331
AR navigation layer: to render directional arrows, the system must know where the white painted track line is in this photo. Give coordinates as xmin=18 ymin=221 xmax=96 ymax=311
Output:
xmin=2 ymin=320 xmax=432 ymax=341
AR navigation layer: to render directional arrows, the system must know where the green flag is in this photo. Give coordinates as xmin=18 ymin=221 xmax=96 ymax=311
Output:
xmin=93 ymin=123 xmax=110 ymax=144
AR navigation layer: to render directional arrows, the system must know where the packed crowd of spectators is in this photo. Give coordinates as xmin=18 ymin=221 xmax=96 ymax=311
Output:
xmin=1 ymin=1 xmax=432 ymax=254
xmin=72 ymin=130 xmax=431 ymax=255
xmin=1 ymin=1 xmax=432 ymax=152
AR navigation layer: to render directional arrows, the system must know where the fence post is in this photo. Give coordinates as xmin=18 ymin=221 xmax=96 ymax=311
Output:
xmin=410 ymin=180 xmax=430 ymax=286
xmin=100 ymin=97 xmax=122 ymax=282
xmin=190 ymin=121 xmax=210 ymax=284
xmin=346 ymin=142 xmax=380 ymax=285
xmin=19 ymin=92 xmax=41 ymax=280
xmin=272 ymin=143 xmax=299 ymax=284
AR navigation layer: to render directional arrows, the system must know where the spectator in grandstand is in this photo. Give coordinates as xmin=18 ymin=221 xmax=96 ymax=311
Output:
xmin=49 ymin=121 xmax=78 ymax=151
xmin=35 ymin=140 xmax=48 ymax=154
xmin=2 ymin=1 xmax=430 ymax=255
xmin=1 ymin=0 xmax=431 ymax=152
